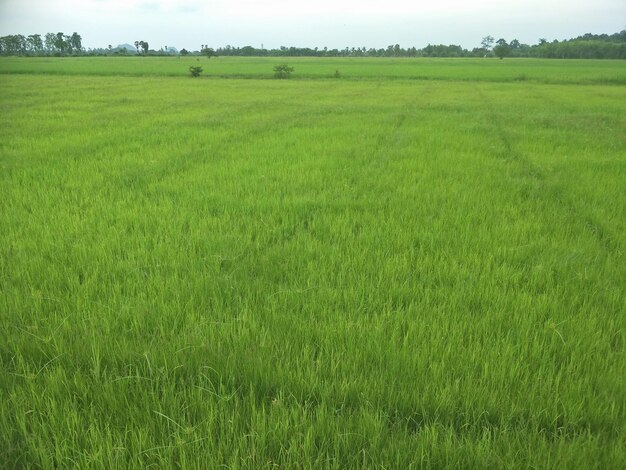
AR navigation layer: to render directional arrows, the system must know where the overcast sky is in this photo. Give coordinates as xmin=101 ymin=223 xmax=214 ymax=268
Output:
xmin=0 ymin=0 xmax=624 ymax=50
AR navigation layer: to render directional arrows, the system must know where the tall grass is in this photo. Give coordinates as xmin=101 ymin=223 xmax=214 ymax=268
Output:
xmin=1 ymin=63 xmax=625 ymax=467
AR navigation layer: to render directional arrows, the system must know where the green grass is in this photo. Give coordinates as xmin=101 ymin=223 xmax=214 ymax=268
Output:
xmin=1 ymin=59 xmax=625 ymax=468
xmin=1 ymin=56 xmax=626 ymax=84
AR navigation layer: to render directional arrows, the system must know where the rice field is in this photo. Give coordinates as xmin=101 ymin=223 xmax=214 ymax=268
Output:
xmin=1 ymin=57 xmax=625 ymax=468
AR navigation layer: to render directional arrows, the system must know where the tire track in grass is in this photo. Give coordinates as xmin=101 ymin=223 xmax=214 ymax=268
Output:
xmin=364 ymin=89 xmax=429 ymax=176
xmin=476 ymin=85 xmax=621 ymax=256
xmin=152 ymin=86 xmax=360 ymax=187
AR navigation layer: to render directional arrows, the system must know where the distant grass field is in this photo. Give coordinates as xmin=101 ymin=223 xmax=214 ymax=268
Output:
xmin=1 ymin=55 xmax=626 ymax=84
xmin=1 ymin=58 xmax=625 ymax=467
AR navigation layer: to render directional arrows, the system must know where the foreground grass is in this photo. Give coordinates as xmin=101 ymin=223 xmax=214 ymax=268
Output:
xmin=1 ymin=69 xmax=625 ymax=467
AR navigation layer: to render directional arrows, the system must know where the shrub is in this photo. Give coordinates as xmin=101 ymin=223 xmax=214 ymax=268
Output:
xmin=273 ymin=64 xmax=294 ymax=79
xmin=189 ymin=65 xmax=203 ymax=77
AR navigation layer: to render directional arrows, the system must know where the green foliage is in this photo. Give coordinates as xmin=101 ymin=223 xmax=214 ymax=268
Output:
xmin=0 ymin=31 xmax=83 ymax=56
xmin=201 ymin=46 xmax=216 ymax=59
xmin=135 ymin=40 xmax=149 ymax=55
xmin=0 ymin=60 xmax=625 ymax=468
xmin=188 ymin=65 xmax=203 ymax=77
xmin=1 ymin=29 xmax=625 ymax=58
xmin=273 ymin=63 xmax=294 ymax=79
xmin=481 ymin=35 xmax=495 ymax=51
xmin=493 ymin=39 xmax=511 ymax=59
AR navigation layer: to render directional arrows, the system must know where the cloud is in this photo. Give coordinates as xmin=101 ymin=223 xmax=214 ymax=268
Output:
xmin=138 ymin=2 xmax=161 ymax=11
xmin=176 ymin=3 xmax=202 ymax=14
xmin=1 ymin=0 xmax=624 ymax=50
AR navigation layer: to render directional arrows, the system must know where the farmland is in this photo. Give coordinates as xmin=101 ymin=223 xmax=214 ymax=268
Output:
xmin=1 ymin=57 xmax=625 ymax=467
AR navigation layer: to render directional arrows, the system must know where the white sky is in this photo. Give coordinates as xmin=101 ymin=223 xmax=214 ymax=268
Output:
xmin=0 ymin=0 xmax=624 ymax=50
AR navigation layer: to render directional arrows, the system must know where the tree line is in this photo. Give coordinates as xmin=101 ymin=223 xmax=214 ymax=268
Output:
xmin=0 ymin=32 xmax=83 ymax=56
xmin=207 ymin=31 xmax=625 ymax=59
xmin=1 ymin=30 xmax=624 ymax=59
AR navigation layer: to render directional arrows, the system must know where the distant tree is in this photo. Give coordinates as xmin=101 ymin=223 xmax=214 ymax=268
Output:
xmin=0 ymin=34 xmax=26 ymax=55
xmin=240 ymin=45 xmax=257 ymax=56
xmin=493 ymin=38 xmax=510 ymax=59
xmin=180 ymin=48 xmax=189 ymax=56
xmin=63 ymin=34 xmax=73 ymax=54
xmin=136 ymin=40 xmax=149 ymax=55
xmin=201 ymin=46 xmax=216 ymax=58
xmin=44 ymin=32 xmax=56 ymax=53
xmin=16 ymin=34 xmax=27 ymax=54
xmin=54 ymin=32 xmax=66 ymax=55
xmin=69 ymin=32 xmax=82 ymax=54
xmin=27 ymin=34 xmax=43 ymax=54
xmin=273 ymin=63 xmax=294 ymax=79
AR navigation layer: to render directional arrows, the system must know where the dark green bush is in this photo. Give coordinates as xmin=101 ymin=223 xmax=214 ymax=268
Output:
xmin=189 ymin=65 xmax=203 ymax=77
xmin=273 ymin=64 xmax=294 ymax=79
